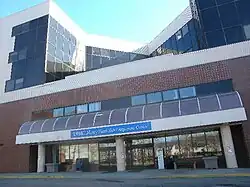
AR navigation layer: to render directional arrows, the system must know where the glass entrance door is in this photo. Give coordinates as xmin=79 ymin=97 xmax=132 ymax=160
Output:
xmin=99 ymin=142 xmax=116 ymax=171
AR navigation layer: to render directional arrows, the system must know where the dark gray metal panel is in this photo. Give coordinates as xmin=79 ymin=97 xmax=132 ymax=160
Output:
xmin=66 ymin=115 xmax=82 ymax=130
xmin=94 ymin=111 xmax=111 ymax=126
xmin=41 ymin=118 xmax=57 ymax=132
xmin=79 ymin=113 xmax=95 ymax=128
xmin=101 ymin=97 xmax=131 ymax=110
xmin=144 ymin=103 xmax=161 ymax=120
xmin=219 ymin=92 xmax=242 ymax=110
xmin=109 ymin=108 xmax=126 ymax=125
xmin=162 ymin=101 xmax=179 ymax=118
xmin=180 ymin=98 xmax=199 ymax=115
xmin=53 ymin=117 xmax=68 ymax=131
xmin=30 ymin=120 xmax=45 ymax=133
xmin=199 ymin=95 xmax=220 ymax=113
xmin=18 ymin=122 xmax=33 ymax=135
xmin=127 ymin=106 xmax=143 ymax=123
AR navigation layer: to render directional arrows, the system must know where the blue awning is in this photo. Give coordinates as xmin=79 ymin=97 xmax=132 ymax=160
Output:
xmin=18 ymin=91 xmax=244 ymax=135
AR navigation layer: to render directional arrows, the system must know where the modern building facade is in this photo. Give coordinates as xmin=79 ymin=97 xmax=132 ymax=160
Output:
xmin=1 ymin=0 xmax=250 ymax=173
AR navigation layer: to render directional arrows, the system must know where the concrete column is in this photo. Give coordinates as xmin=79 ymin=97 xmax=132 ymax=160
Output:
xmin=116 ymin=137 xmax=126 ymax=172
xmin=37 ymin=144 xmax=45 ymax=173
xmin=220 ymin=125 xmax=238 ymax=168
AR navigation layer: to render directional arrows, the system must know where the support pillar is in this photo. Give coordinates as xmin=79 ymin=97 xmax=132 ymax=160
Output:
xmin=37 ymin=144 xmax=45 ymax=173
xmin=220 ymin=125 xmax=238 ymax=168
xmin=116 ymin=137 xmax=126 ymax=172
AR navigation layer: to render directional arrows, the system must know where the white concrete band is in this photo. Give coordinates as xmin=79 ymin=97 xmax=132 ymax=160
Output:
xmin=220 ymin=125 xmax=238 ymax=168
xmin=115 ymin=137 xmax=126 ymax=172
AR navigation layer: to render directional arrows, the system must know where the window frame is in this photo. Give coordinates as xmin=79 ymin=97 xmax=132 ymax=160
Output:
xmin=179 ymin=86 xmax=197 ymax=99
xmin=131 ymin=94 xmax=147 ymax=106
xmin=146 ymin=92 xmax=163 ymax=104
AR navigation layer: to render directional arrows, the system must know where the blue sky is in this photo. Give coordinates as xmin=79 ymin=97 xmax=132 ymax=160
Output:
xmin=0 ymin=0 xmax=189 ymax=43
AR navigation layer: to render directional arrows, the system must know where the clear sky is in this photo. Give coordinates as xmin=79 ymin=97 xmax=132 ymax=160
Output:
xmin=0 ymin=0 xmax=189 ymax=43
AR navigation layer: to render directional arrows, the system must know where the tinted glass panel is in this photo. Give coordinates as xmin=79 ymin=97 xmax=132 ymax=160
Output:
xmin=197 ymin=0 xmax=216 ymax=10
xmin=225 ymin=26 xmax=245 ymax=44
xmin=131 ymin=95 xmax=146 ymax=106
xmin=179 ymin=87 xmax=196 ymax=99
xmin=218 ymin=3 xmax=239 ymax=28
xmin=206 ymin=30 xmax=226 ymax=48
xmin=146 ymin=92 xmax=162 ymax=104
xmin=76 ymin=104 xmax=88 ymax=114
xmin=236 ymin=0 xmax=250 ymax=25
xmin=15 ymin=78 xmax=24 ymax=89
xmin=163 ymin=89 xmax=179 ymax=101
xmin=64 ymin=106 xmax=76 ymax=116
xmin=89 ymin=102 xmax=101 ymax=112
xmin=216 ymin=0 xmax=234 ymax=5
xmin=180 ymin=98 xmax=199 ymax=115
xmin=5 ymin=80 xmax=15 ymax=92
xmin=144 ymin=103 xmax=161 ymax=120
xmin=101 ymin=97 xmax=131 ymax=110
xmin=244 ymin=25 xmax=250 ymax=39
xmin=201 ymin=7 xmax=221 ymax=32
xmin=53 ymin=108 xmax=64 ymax=117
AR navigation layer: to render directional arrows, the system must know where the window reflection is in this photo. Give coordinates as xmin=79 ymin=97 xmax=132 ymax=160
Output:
xmin=146 ymin=92 xmax=162 ymax=104
xmin=179 ymin=134 xmax=193 ymax=158
xmin=89 ymin=102 xmax=101 ymax=112
xmin=205 ymin=131 xmax=222 ymax=154
xmin=76 ymin=104 xmax=88 ymax=114
xmin=192 ymin=132 xmax=207 ymax=157
xmin=53 ymin=108 xmax=64 ymax=117
xmin=64 ymin=106 xmax=76 ymax=116
xmin=162 ymin=89 xmax=179 ymax=101
xmin=165 ymin=136 xmax=179 ymax=156
xmin=131 ymin=95 xmax=146 ymax=106
xmin=179 ymin=86 xmax=196 ymax=99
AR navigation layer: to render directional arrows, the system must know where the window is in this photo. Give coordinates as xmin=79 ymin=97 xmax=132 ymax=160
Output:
xmin=225 ymin=26 xmax=244 ymax=44
xmin=182 ymin=24 xmax=189 ymax=36
xmin=76 ymin=104 xmax=88 ymax=114
xmin=146 ymin=92 xmax=162 ymax=104
xmin=244 ymin=25 xmax=250 ymax=39
xmin=15 ymin=78 xmax=24 ymax=89
xmin=131 ymin=95 xmax=146 ymax=106
xmin=64 ymin=106 xmax=76 ymax=116
xmin=8 ymin=52 xmax=18 ymax=63
xmin=218 ymin=2 xmax=239 ymax=28
xmin=92 ymin=47 xmax=101 ymax=55
xmin=192 ymin=132 xmax=207 ymax=157
xmin=179 ymin=86 xmax=196 ymax=99
xmin=5 ymin=80 xmax=15 ymax=92
xmin=162 ymin=89 xmax=179 ymax=101
xmin=165 ymin=136 xmax=179 ymax=156
xmin=216 ymin=0 xmax=234 ymax=5
xmin=179 ymin=134 xmax=193 ymax=158
xmin=53 ymin=108 xmax=64 ymax=117
xmin=86 ymin=46 xmax=92 ymax=54
xmin=206 ymin=30 xmax=226 ymax=48
xmin=201 ymin=7 xmax=221 ymax=32
xmin=205 ymin=131 xmax=222 ymax=154
xmin=18 ymin=48 xmax=27 ymax=60
xmin=197 ymin=0 xmax=216 ymax=10
xmin=176 ymin=30 xmax=182 ymax=40
xmin=100 ymin=48 xmax=110 ymax=56
xmin=88 ymin=102 xmax=101 ymax=112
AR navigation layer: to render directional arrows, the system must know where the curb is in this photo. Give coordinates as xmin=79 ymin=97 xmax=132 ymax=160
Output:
xmin=0 ymin=175 xmax=64 ymax=179
xmin=154 ymin=173 xmax=250 ymax=179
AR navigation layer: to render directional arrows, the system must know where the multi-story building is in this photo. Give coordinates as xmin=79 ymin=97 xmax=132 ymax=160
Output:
xmin=0 ymin=0 xmax=250 ymax=172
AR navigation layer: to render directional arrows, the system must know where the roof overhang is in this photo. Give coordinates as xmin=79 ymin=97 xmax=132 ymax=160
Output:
xmin=16 ymin=107 xmax=246 ymax=144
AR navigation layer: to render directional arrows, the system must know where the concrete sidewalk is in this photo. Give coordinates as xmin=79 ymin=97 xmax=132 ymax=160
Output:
xmin=0 ymin=169 xmax=249 ymax=179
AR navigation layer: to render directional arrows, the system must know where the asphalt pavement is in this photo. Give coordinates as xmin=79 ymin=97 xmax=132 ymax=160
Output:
xmin=0 ymin=177 xmax=250 ymax=187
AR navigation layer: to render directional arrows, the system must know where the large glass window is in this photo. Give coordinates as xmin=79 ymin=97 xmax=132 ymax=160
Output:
xmin=15 ymin=78 xmax=24 ymax=89
xmin=225 ymin=26 xmax=244 ymax=44
xmin=64 ymin=106 xmax=76 ymax=116
xmin=206 ymin=30 xmax=226 ymax=48
xmin=131 ymin=94 xmax=146 ymax=106
xmin=53 ymin=108 xmax=64 ymax=117
xmin=88 ymin=102 xmax=101 ymax=112
xmin=192 ymin=132 xmax=207 ymax=157
xmin=218 ymin=2 xmax=239 ymax=28
xmin=179 ymin=86 xmax=196 ymax=99
xmin=146 ymin=92 xmax=162 ymax=104
xmin=243 ymin=24 xmax=250 ymax=39
xmin=76 ymin=104 xmax=88 ymax=114
xmin=176 ymin=30 xmax=182 ymax=40
xmin=165 ymin=136 xmax=179 ymax=156
xmin=197 ymin=0 xmax=216 ymax=10
xmin=5 ymin=80 xmax=15 ymax=92
xmin=182 ymin=24 xmax=189 ymax=36
xmin=59 ymin=145 xmax=70 ymax=163
xmin=163 ymin=89 xmax=179 ymax=101
xmin=205 ymin=131 xmax=222 ymax=154
xmin=179 ymin=134 xmax=193 ymax=158
xmin=201 ymin=7 xmax=221 ymax=32
xmin=8 ymin=52 xmax=18 ymax=63
xmin=88 ymin=143 xmax=99 ymax=164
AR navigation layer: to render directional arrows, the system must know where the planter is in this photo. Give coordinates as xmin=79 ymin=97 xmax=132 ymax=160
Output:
xmin=202 ymin=156 xmax=218 ymax=169
xmin=45 ymin=163 xmax=59 ymax=173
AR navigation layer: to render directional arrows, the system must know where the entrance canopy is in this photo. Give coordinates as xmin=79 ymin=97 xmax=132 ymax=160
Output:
xmin=16 ymin=92 xmax=247 ymax=144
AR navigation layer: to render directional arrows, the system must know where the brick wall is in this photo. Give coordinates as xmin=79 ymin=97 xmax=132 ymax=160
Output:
xmin=0 ymin=55 xmax=249 ymax=172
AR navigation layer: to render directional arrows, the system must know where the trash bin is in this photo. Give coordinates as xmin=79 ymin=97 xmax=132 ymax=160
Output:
xmin=45 ymin=163 xmax=59 ymax=172
xmin=202 ymin=156 xmax=218 ymax=169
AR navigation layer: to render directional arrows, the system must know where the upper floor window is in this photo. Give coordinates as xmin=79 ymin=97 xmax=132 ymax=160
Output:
xmin=162 ymin=89 xmax=179 ymax=101
xmin=77 ymin=104 xmax=88 ymax=114
xmin=131 ymin=95 xmax=146 ymax=106
xmin=182 ymin=24 xmax=189 ymax=36
xmin=179 ymin=86 xmax=196 ymax=99
xmin=176 ymin=30 xmax=182 ymax=40
xmin=64 ymin=106 xmax=76 ymax=116
xmin=146 ymin=92 xmax=162 ymax=104
xmin=89 ymin=102 xmax=101 ymax=112
xmin=53 ymin=108 xmax=64 ymax=117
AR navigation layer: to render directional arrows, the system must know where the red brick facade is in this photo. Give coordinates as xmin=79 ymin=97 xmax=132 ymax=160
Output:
xmin=0 ymin=56 xmax=250 ymax=172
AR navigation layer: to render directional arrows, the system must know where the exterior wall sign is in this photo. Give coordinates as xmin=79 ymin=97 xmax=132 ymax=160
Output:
xmin=70 ymin=121 xmax=152 ymax=138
